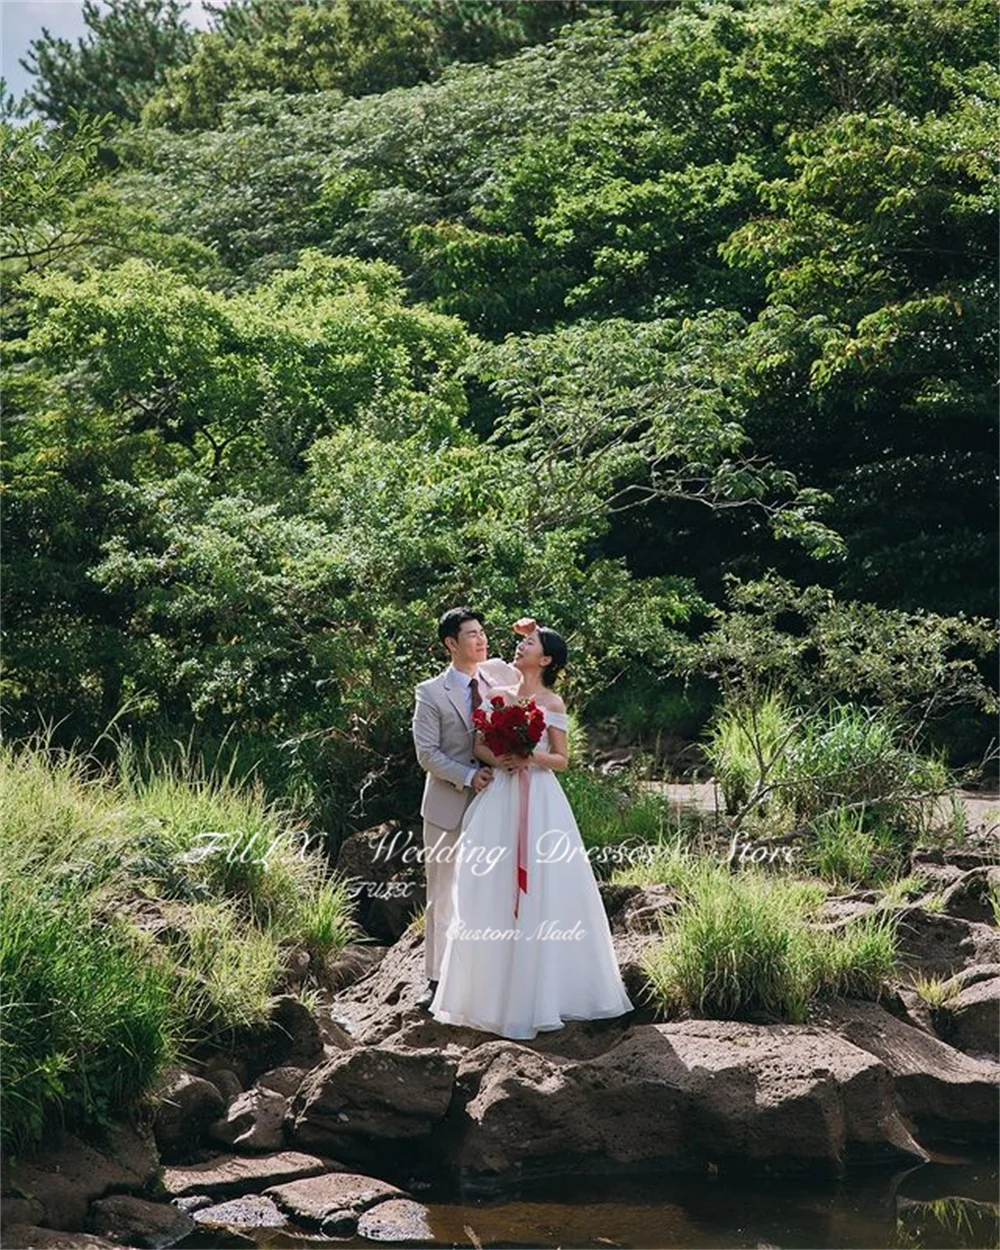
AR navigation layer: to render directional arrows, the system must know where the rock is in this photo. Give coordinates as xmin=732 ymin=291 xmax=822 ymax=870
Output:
xmin=316 ymin=1015 xmax=361 ymax=1051
xmin=255 ymin=1066 xmax=310 ymax=1099
xmin=287 ymin=1046 xmax=457 ymax=1160
xmin=209 ymin=1086 xmax=288 ymax=1152
xmin=598 ymin=883 xmax=645 ymax=935
xmin=615 ymin=885 xmax=681 ymax=935
xmin=247 ymin=995 xmax=326 ymax=1076
xmin=335 ymin=822 xmax=424 ymax=942
xmin=263 ymin=1173 xmax=405 ymax=1235
xmin=939 ymin=866 xmax=1000 ymax=925
xmin=816 ymin=998 xmax=999 ymax=1147
xmin=333 ymin=926 xmax=433 ymax=1043
xmin=895 ymin=907 xmax=1000 ymax=979
xmin=326 ymin=943 xmax=390 ymax=993
xmin=453 ymin=1021 xmax=926 ymax=1183
xmin=193 ymin=1194 xmax=286 ymax=1228
xmin=150 ymin=1070 xmax=226 ymax=1163
xmin=937 ymin=975 xmax=1000 ymax=1058
xmin=4 ymin=1125 xmax=158 ymax=1232
xmin=356 ymin=1197 xmax=436 ymax=1244
xmin=912 ymin=846 xmax=1000 ymax=873
xmin=2 ymin=1226 xmax=123 ymax=1250
xmin=170 ymin=1195 xmax=212 ymax=1214
xmin=201 ymin=1067 xmax=243 ymax=1107
xmin=815 ymin=897 xmax=878 ymax=929
xmin=1 ymin=1198 xmax=46 ymax=1228
xmin=160 ymin=1150 xmax=334 ymax=1199
xmin=88 ymin=1194 xmax=194 ymax=1249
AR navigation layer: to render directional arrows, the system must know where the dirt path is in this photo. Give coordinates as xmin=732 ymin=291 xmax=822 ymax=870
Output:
xmin=650 ymin=781 xmax=1000 ymax=839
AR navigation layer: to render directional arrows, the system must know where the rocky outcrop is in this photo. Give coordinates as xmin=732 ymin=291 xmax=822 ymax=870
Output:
xmin=815 ymin=999 xmax=999 ymax=1147
xmin=287 ymin=1045 xmax=457 ymax=1163
xmin=3 ymin=1123 xmax=159 ymax=1232
xmin=933 ymin=967 xmax=1000 ymax=1059
xmin=451 ymin=1020 xmax=928 ymax=1185
xmin=938 ymin=865 xmax=1000 ymax=925
xmin=894 ymin=907 xmax=1000 ymax=979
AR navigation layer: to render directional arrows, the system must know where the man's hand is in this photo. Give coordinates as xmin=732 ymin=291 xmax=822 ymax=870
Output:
xmin=513 ymin=617 xmax=537 ymax=636
xmin=472 ymin=766 xmax=494 ymax=793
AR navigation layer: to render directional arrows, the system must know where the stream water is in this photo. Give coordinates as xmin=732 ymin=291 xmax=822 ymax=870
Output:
xmin=175 ymin=1150 xmax=998 ymax=1249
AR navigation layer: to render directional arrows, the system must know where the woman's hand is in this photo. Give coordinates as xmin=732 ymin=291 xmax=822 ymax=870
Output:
xmin=500 ymin=753 xmax=530 ymax=773
xmin=512 ymin=617 xmax=537 ymax=637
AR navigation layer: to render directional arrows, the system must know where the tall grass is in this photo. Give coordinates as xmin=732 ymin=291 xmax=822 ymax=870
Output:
xmin=0 ymin=882 xmax=177 ymax=1155
xmin=706 ymin=693 xmax=950 ymax=863
xmin=642 ymin=862 xmax=897 ymax=1022
xmin=0 ymin=732 xmax=357 ymax=1153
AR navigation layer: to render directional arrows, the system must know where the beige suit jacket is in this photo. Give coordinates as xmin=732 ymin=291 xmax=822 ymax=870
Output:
xmin=412 ymin=657 xmax=520 ymax=830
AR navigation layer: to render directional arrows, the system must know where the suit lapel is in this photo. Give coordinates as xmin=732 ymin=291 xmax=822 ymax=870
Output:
xmin=443 ymin=670 xmax=473 ymax=730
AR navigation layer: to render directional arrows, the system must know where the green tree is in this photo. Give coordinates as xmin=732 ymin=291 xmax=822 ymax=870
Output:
xmin=21 ymin=0 xmax=196 ymax=127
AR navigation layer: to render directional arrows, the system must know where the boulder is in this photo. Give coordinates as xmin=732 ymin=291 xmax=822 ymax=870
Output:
xmin=453 ymin=1021 xmax=926 ymax=1184
xmin=816 ymin=998 xmax=999 ymax=1147
xmin=326 ymin=943 xmax=390 ymax=993
xmin=3 ymin=1124 xmax=158 ymax=1232
xmin=160 ymin=1151 xmax=333 ymax=1199
xmin=356 ymin=1197 xmax=436 ymax=1244
xmin=243 ymin=995 xmax=326 ymax=1077
xmin=87 ymin=1195 xmax=194 ymax=1249
xmin=287 ymin=1046 xmax=457 ymax=1161
xmin=937 ymin=974 xmax=1000 ymax=1058
xmin=200 ymin=1067 xmax=242 ymax=1107
xmin=895 ymin=907 xmax=1000 ymax=979
xmin=938 ymin=866 xmax=1000 ymax=926
xmin=335 ymin=822 xmax=425 ymax=942
xmin=209 ymin=1086 xmax=288 ymax=1152
xmin=263 ymin=1173 xmax=405 ymax=1237
xmin=192 ymin=1194 xmax=286 ymax=1229
xmin=255 ymin=1066 xmax=310 ymax=1099
xmin=150 ymin=1070 xmax=226 ymax=1162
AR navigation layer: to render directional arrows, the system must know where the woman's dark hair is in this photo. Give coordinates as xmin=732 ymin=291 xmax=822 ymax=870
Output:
xmin=438 ymin=606 xmax=484 ymax=645
xmin=537 ymin=626 xmax=568 ymax=687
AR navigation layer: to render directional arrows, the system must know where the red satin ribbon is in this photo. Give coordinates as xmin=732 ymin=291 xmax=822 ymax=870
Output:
xmin=514 ymin=767 xmax=530 ymax=919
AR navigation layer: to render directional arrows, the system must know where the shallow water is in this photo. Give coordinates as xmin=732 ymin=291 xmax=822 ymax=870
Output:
xmin=176 ymin=1151 xmax=999 ymax=1249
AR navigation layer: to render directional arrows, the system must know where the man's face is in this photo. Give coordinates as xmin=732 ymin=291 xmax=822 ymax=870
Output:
xmin=449 ymin=618 xmax=488 ymax=666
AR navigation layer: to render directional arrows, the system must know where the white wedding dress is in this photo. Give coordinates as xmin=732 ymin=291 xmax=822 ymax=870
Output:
xmin=429 ymin=708 xmax=634 ymax=1039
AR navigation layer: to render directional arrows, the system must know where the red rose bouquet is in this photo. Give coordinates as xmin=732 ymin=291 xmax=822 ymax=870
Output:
xmin=473 ymin=696 xmax=546 ymax=758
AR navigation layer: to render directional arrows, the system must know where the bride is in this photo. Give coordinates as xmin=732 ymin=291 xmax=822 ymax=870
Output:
xmin=429 ymin=619 xmax=634 ymax=1039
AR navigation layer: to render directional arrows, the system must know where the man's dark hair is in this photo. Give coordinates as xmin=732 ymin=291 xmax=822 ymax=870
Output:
xmin=438 ymin=606 xmax=484 ymax=646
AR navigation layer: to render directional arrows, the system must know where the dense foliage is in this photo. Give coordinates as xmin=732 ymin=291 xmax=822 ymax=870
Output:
xmin=4 ymin=0 xmax=997 ymax=841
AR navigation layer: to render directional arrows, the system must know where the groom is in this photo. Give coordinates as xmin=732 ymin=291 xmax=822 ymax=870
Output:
xmin=411 ymin=606 xmax=519 ymax=1010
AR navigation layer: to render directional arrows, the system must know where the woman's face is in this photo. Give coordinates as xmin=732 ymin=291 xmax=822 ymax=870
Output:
xmin=514 ymin=630 xmax=549 ymax=674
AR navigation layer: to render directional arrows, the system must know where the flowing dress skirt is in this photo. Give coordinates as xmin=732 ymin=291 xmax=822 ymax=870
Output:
xmin=429 ymin=765 xmax=634 ymax=1039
